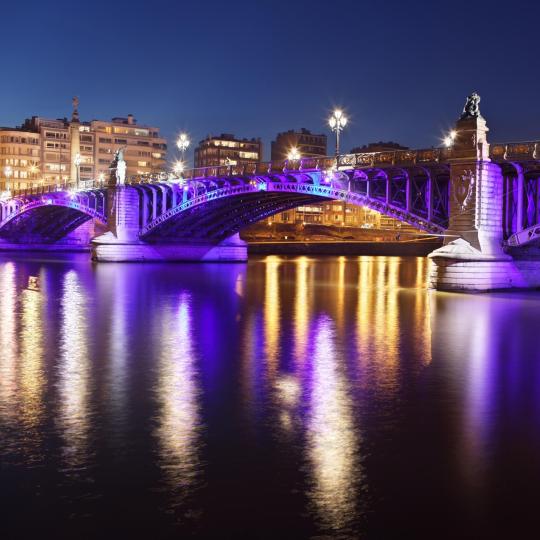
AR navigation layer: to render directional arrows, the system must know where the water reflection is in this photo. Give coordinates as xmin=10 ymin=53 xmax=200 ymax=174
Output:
xmin=293 ymin=257 xmax=310 ymax=364
xmin=307 ymin=315 xmax=358 ymax=531
xmin=57 ymin=270 xmax=91 ymax=471
xmin=19 ymin=285 xmax=45 ymax=443
xmin=264 ymin=256 xmax=281 ymax=375
xmin=0 ymin=254 xmax=539 ymax=537
xmin=0 ymin=263 xmax=18 ymax=428
xmin=155 ymin=293 xmax=202 ymax=498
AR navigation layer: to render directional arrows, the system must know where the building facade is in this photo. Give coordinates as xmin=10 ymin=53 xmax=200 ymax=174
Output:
xmin=270 ymin=128 xmax=327 ymax=162
xmin=257 ymin=138 xmax=414 ymax=231
xmin=194 ymin=133 xmax=262 ymax=168
xmin=0 ymin=102 xmax=166 ymax=192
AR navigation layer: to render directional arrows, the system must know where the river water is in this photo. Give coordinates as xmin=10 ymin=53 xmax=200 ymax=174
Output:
xmin=1 ymin=254 xmax=540 ymax=539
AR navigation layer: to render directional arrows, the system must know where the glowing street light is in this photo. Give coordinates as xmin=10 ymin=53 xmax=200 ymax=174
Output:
xmin=443 ymin=129 xmax=458 ymax=148
xmin=173 ymin=160 xmax=185 ymax=176
xmin=176 ymin=133 xmax=190 ymax=162
xmin=328 ymin=109 xmax=348 ymax=156
xmin=287 ymin=147 xmax=301 ymax=161
xmin=74 ymin=153 xmax=82 ymax=189
xmin=4 ymin=165 xmax=13 ymax=192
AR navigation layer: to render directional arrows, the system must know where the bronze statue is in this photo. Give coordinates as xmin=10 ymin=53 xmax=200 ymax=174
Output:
xmin=460 ymin=92 xmax=481 ymax=119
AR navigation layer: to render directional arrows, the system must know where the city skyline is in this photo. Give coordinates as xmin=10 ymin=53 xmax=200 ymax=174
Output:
xmin=2 ymin=0 xmax=540 ymax=162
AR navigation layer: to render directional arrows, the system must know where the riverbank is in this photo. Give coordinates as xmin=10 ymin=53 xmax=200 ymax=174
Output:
xmin=248 ymin=239 xmax=443 ymax=257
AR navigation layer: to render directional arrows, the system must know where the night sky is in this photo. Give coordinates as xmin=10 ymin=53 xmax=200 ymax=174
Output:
xmin=3 ymin=0 xmax=539 ymax=162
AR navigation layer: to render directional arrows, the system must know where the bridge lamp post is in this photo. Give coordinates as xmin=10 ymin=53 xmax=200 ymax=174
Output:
xmin=287 ymin=147 xmax=301 ymax=161
xmin=176 ymin=133 xmax=190 ymax=163
xmin=4 ymin=166 xmax=13 ymax=194
xmin=74 ymin=153 xmax=82 ymax=190
xmin=328 ymin=109 xmax=347 ymax=156
xmin=28 ymin=164 xmax=39 ymax=190
xmin=443 ymin=130 xmax=457 ymax=148
xmin=173 ymin=160 xmax=185 ymax=178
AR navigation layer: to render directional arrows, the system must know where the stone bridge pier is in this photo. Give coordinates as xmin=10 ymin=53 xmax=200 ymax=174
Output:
xmin=91 ymin=171 xmax=247 ymax=262
xmin=428 ymin=110 xmax=540 ymax=291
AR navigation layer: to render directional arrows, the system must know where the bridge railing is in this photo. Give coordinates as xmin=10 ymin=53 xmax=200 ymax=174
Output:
xmin=6 ymin=141 xmax=538 ymax=200
xmin=10 ymin=179 xmax=103 ymax=199
xmin=490 ymin=141 xmax=539 ymax=161
xmin=127 ymin=147 xmax=452 ymax=185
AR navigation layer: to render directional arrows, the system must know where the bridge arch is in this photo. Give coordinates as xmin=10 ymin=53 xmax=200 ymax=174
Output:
xmin=139 ymin=167 xmax=449 ymax=242
xmin=0 ymin=191 xmax=107 ymax=242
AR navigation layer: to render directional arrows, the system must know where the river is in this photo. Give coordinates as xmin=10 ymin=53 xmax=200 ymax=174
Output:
xmin=1 ymin=254 xmax=539 ymax=538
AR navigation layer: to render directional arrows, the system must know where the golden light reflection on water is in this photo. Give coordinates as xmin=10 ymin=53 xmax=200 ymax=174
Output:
xmin=58 ymin=270 xmax=90 ymax=470
xmin=19 ymin=286 xmax=45 ymax=433
xmin=264 ymin=256 xmax=281 ymax=375
xmin=155 ymin=293 xmax=201 ymax=493
xmin=307 ymin=315 xmax=358 ymax=530
xmin=355 ymin=257 xmax=400 ymax=388
xmin=0 ymin=263 xmax=19 ymax=426
xmin=414 ymin=257 xmax=432 ymax=368
xmin=294 ymin=257 xmax=310 ymax=364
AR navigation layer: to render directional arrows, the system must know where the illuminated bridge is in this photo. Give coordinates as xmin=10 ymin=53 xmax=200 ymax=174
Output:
xmin=1 ymin=96 xmax=540 ymax=291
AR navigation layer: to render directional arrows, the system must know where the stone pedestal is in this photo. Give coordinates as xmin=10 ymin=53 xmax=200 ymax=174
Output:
xmin=428 ymin=108 xmax=530 ymax=291
xmin=91 ymin=233 xmax=247 ymax=263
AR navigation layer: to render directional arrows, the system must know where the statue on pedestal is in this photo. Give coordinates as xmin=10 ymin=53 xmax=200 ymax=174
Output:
xmin=109 ymin=148 xmax=127 ymax=186
xmin=72 ymin=96 xmax=80 ymax=123
xmin=460 ymin=92 xmax=481 ymax=119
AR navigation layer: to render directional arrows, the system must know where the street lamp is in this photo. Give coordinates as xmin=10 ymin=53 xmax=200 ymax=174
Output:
xmin=287 ymin=147 xmax=301 ymax=161
xmin=173 ymin=160 xmax=185 ymax=177
xmin=4 ymin=165 xmax=13 ymax=193
xmin=176 ymin=133 xmax=190 ymax=162
xmin=74 ymin=153 xmax=81 ymax=189
xmin=328 ymin=109 xmax=348 ymax=156
xmin=443 ymin=129 xmax=457 ymax=148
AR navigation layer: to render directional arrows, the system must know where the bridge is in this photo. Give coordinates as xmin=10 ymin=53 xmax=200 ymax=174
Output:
xmin=1 ymin=95 xmax=540 ymax=292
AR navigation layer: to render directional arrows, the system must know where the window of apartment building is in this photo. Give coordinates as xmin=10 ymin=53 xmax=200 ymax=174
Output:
xmin=152 ymin=152 xmax=161 ymax=159
xmin=238 ymin=151 xmax=258 ymax=159
xmin=137 ymin=141 xmax=149 ymax=146
xmin=46 ymin=163 xmax=67 ymax=172
xmin=138 ymin=151 xmax=150 ymax=157
xmin=81 ymin=145 xmax=93 ymax=152
xmin=99 ymin=138 xmax=112 ymax=143
xmin=80 ymin=135 xmax=93 ymax=142
xmin=45 ymin=131 xmax=67 ymax=139
xmin=137 ymin=161 xmax=148 ymax=167
xmin=115 ymin=139 xmax=127 ymax=144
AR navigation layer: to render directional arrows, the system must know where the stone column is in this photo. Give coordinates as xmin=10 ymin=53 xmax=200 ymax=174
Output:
xmin=428 ymin=94 xmax=518 ymax=291
xmin=69 ymin=97 xmax=81 ymax=185
xmin=107 ymin=186 xmax=140 ymax=242
xmin=434 ymin=109 xmax=508 ymax=260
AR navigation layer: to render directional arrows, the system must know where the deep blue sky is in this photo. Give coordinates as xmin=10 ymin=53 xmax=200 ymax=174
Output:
xmin=2 ymin=0 xmax=539 ymax=162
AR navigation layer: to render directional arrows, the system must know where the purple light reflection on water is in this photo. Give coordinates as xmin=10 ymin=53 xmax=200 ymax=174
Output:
xmin=0 ymin=254 xmax=539 ymax=537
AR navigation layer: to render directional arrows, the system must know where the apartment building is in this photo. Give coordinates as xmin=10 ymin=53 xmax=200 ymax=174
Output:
xmin=194 ymin=133 xmax=262 ymax=168
xmin=0 ymin=101 xmax=166 ymax=191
